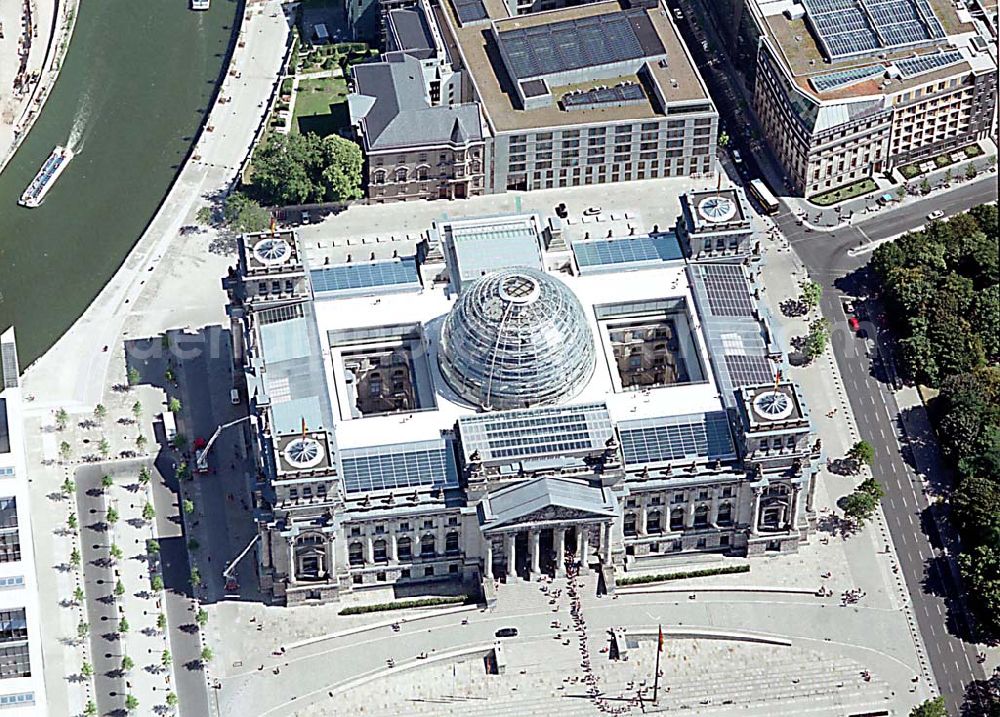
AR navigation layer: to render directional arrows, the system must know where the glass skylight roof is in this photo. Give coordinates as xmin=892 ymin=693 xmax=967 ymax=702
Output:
xmin=572 ymin=234 xmax=684 ymax=274
xmin=698 ymin=264 xmax=755 ymax=318
xmin=310 ymin=258 xmax=420 ymax=297
xmin=340 ymin=439 xmax=458 ymax=495
xmin=801 ymin=0 xmax=946 ymax=60
xmin=894 ymin=51 xmax=963 ymax=77
xmin=809 ymin=64 xmax=886 ymax=93
xmin=618 ymin=411 xmax=736 ymax=466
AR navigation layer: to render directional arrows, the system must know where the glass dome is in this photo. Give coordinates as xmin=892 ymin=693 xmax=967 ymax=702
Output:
xmin=438 ymin=267 xmax=596 ymax=410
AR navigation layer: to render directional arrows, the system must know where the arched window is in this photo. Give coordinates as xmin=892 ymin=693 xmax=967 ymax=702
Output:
xmin=717 ymin=502 xmax=733 ymax=525
xmin=348 ymin=542 xmax=364 ymax=566
xmin=421 ymin=534 xmax=436 ymax=557
xmin=416 ymin=165 xmax=430 ymax=181
xmin=623 ymin=513 xmax=637 ymax=537
xmin=647 ymin=511 xmax=662 ymax=534
xmin=373 ymin=539 xmax=388 ymax=562
xmin=373 ymin=169 xmax=386 ymax=185
xmin=694 ymin=505 xmax=709 ymax=528
xmin=669 ymin=508 xmax=685 ymax=531
xmin=395 ymin=167 xmax=408 ymax=183
xmin=397 ymin=536 xmax=412 ymax=560
xmin=445 ymin=532 xmax=460 ymax=554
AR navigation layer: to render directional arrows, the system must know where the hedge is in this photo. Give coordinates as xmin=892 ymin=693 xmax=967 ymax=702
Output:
xmin=338 ymin=595 xmax=468 ymax=616
xmin=617 ymin=564 xmax=750 ymax=586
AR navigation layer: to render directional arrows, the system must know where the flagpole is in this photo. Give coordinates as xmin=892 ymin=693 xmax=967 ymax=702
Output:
xmin=653 ymin=624 xmax=662 ymax=703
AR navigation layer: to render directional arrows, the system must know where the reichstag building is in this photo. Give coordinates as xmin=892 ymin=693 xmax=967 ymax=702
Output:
xmin=224 ymin=189 xmax=821 ymax=605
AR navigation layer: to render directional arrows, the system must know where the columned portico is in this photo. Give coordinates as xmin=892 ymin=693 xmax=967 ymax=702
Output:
xmin=506 ymin=533 xmax=517 ymax=579
xmin=530 ymin=530 xmax=541 ymax=576
xmin=554 ymin=527 xmax=566 ymax=577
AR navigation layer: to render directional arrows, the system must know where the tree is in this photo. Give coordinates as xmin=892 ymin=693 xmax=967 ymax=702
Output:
xmin=898 ymin=183 xmax=908 ymax=198
xmin=222 ymin=191 xmax=271 ymax=233
xmin=70 ymin=548 xmax=81 ymax=567
xmin=848 ymin=440 xmax=875 ymax=467
xmin=190 ymin=566 xmax=202 ymax=586
xmin=61 ymin=477 xmax=76 ymax=495
xmin=161 ymin=649 xmax=173 ymax=667
xmin=93 ymin=404 xmax=107 ymax=422
xmin=157 ymin=613 xmax=167 ymax=630
xmin=125 ymin=694 xmax=139 ymax=713
xmin=98 ymin=438 xmax=110 ymax=457
xmin=799 ymin=280 xmax=822 ymax=309
xmin=958 ymin=543 xmax=1000 ymax=635
xmin=251 ymin=132 xmax=363 ymax=205
xmin=77 ymin=621 xmax=89 ymax=639
xmin=920 ymin=178 xmax=931 ymax=194
xmin=966 ymin=163 xmax=978 ymax=180
xmin=171 ymin=434 xmax=188 ymax=451
xmin=55 ymin=408 xmax=69 ymax=431
xmin=84 ymin=701 xmax=97 ymax=717
xmin=200 ymin=646 xmax=214 ymax=663
xmin=147 ymin=539 xmax=161 ymax=554
xmin=74 ymin=586 xmax=85 ymax=604
xmin=717 ymin=131 xmax=730 ymax=148
xmin=843 ymin=488 xmax=879 ymax=525
xmin=121 ymin=655 xmax=134 ymax=672
xmin=802 ymin=318 xmax=830 ymax=362
xmin=101 ymin=474 xmax=113 ymax=489
xmin=166 ymin=692 xmax=178 ymax=707
xmin=142 ymin=502 xmax=156 ymax=521
xmin=115 ymin=580 xmax=125 ymax=597
xmin=164 ymin=367 xmax=176 ymax=384
xmin=132 ymin=400 xmax=143 ymax=419
xmin=188 ymin=538 xmax=200 ymax=551
xmin=944 ymin=168 xmax=953 ymax=184
xmin=127 ymin=367 xmax=140 ymax=386
xmin=168 ymin=397 xmax=182 ymax=413
xmin=182 ymin=499 xmax=195 ymax=515
xmin=138 ymin=466 xmax=151 ymax=485
xmin=196 ymin=205 xmax=215 ymax=226
xmin=152 ymin=575 xmax=165 ymax=591
xmin=196 ymin=608 xmax=209 ymax=627
xmin=81 ymin=660 xmax=93 ymax=678
xmin=119 ymin=617 xmax=130 ymax=633
xmin=110 ymin=543 xmax=124 ymax=561
xmin=59 ymin=441 xmax=72 ymax=460
xmin=319 ymin=134 xmax=364 ymax=202
xmin=136 ymin=434 xmax=148 ymax=451
xmin=106 ymin=506 xmax=119 ymax=524
xmin=67 ymin=513 xmax=78 ymax=531
xmin=910 ymin=696 xmax=947 ymax=717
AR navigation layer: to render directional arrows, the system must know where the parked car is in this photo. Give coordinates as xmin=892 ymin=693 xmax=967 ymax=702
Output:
xmin=926 ymin=209 xmax=944 ymax=221
xmin=495 ymin=627 xmax=518 ymax=638
xmin=848 ymin=316 xmax=861 ymax=333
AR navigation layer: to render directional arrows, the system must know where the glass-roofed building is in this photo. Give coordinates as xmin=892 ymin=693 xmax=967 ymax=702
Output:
xmin=225 ymin=201 xmax=821 ymax=606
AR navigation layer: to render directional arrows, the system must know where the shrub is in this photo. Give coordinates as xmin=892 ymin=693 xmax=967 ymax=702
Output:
xmin=617 ymin=564 xmax=750 ymax=586
xmin=963 ymin=144 xmax=983 ymax=158
xmin=338 ymin=595 xmax=469 ymax=615
xmin=900 ymin=164 xmax=920 ymax=180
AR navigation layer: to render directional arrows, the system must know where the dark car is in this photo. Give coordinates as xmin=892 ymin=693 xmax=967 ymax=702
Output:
xmin=495 ymin=627 xmax=518 ymax=638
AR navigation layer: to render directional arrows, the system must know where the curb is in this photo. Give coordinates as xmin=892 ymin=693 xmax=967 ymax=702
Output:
xmin=617 ymin=585 xmax=819 ymax=596
xmin=626 ymin=626 xmax=794 ymax=647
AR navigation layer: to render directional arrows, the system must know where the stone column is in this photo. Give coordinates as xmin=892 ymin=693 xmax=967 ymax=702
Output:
xmin=578 ymin=525 xmax=590 ymax=574
xmin=685 ymin=501 xmax=696 ymax=528
xmin=485 ymin=540 xmax=494 ymax=580
xmin=750 ymin=488 xmax=763 ymax=535
xmin=555 ymin=527 xmax=566 ymax=577
xmin=789 ymin=485 xmax=802 ymax=532
xmin=530 ymin=530 xmax=541 ymax=576
xmin=506 ymin=532 xmax=517 ymax=579
xmin=638 ymin=506 xmax=648 ymax=535
xmin=324 ymin=537 xmax=335 ymax=578
xmin=601 ymin=522 xmax=611 ymax=566
xmin=287 ymin=540 xmax=296 ymax=583
xmin=389 ymin=533 xmax=398 ymax=564
xmin=365 ymin=535 xmax=374 ymax=564
xmin=709 ymin=496 xmax=720 ymax=527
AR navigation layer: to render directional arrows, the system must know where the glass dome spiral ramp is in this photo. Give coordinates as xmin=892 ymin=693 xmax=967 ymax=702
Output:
xmin=438 ymin=267 xmax=596 ymax=411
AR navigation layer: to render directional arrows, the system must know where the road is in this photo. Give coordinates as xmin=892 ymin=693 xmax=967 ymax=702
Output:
xmin=774 ymin=179 xmax=998 ymax=714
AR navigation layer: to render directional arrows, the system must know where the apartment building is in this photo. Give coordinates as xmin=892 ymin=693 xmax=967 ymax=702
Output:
xmin=0 ymin=330 xmax=47 ymax=716
xmin=746 ymin=0 xmax=996 ymax=196
xmin=349 ymin=0 xmax=719 ymax=202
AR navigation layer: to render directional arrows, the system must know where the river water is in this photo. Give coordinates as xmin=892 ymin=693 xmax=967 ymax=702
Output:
xmin=0 ymin=0 xmax=239 ymax=367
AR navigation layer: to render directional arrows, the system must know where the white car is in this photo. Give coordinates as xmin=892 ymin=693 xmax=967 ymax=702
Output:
xmin=926 ymin=210 xmax=944 ymax=221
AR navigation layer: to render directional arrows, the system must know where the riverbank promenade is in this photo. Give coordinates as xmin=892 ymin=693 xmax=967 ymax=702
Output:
xmin=16 ymin=2 xmax=290 ymax=714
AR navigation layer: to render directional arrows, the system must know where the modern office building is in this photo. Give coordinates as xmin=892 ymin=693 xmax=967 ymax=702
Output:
xmin=0 ymin=329 xmax=47 ymax=715
xmin=348 ymin=0 xmax=719 ymax=202
xmin=743 ymin=0 xmax=996 ymax=196
xmin=224 ymin=193 xmax=821 ymax=606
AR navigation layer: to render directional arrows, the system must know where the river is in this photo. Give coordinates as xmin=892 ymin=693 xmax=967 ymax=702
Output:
xmin=0 ymin=0 xmax=240 ymax=368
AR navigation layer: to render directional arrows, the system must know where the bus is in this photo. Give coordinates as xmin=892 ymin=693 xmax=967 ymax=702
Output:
xmin=748 ymin=178 xmax=780 ymax=215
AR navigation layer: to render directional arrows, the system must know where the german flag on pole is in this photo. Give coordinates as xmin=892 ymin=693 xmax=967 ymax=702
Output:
xmin=658 ymin=625 xmax=664 ymax=652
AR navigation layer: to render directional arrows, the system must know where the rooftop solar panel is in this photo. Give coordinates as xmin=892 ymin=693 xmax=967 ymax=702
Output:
xmin=459 ymin=402 xmax=614 ymax=463
xmin=699 ymin=264 xmax=755 ymax=318
xmin=341 ymin=439 xmax=459 ymax=494
xmin=310 ymin=258 xmax=420 ymax=296
xmin=724 ymin=354 xmax=777 ymax=387
xmin=619 ymin=411 xmax=736 ymax=466
xmin=801 ymin=0 xmax=946 ymax=59
xmin=572 ymin=234 xmax=684 ymax=273
xmin=809 ymin=63 xmax=885 ymax=92
xmin=894 ymin=50 xmax=963 ymax=77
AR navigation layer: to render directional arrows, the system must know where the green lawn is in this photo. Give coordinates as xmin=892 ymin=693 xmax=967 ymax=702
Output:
xmin=809 ymin=178 xmax=878 ymax=206
xmin=292 ymin=76 xmax=349 ymax=137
